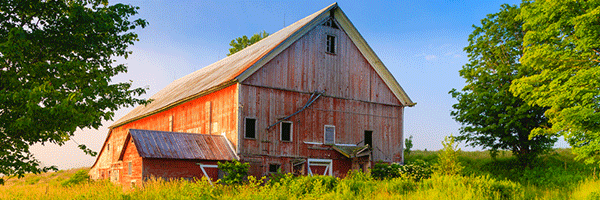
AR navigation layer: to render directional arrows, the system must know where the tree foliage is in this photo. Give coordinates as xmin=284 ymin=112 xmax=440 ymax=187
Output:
xmin=509 ymin=1 xmax=600 ymax=166
xmin=404 ymin=135 xmax=413 ymax=157
xmin=0 ymin=0 xmax=148 ymax=182
xmin=227 ymin=30 xmax=269 ymax=56
xmin=450 ymin=4 xmax=556 ymax=164
xmin=217 ymin=160 xmax=249 ymax=185
xmin=434 ymin=135 xmax=463 ymax=176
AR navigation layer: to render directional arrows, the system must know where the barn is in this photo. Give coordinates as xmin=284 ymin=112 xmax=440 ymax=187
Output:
xmin=89 ymin=3 xmax=415 ymax=187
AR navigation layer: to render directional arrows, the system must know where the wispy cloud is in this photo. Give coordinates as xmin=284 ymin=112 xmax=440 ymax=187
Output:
xmin=415 ymin=43 xmax=464 ymax=61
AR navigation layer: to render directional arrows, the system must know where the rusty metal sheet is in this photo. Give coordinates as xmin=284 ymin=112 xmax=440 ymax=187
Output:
xmin=129 ymin=129 xmax=236 ymax=161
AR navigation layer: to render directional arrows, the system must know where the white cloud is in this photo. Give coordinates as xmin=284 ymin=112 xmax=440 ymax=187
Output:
xmin=425 ymin=55 xmax=437 ymax=60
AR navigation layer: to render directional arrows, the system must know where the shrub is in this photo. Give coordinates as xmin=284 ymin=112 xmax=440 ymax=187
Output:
xmin=469 ymin=175 xmax=523 ymax=199
xmin=267 ymin=171 xmax=287 ymax=185
xmin=336 ymin=170 xmax=375 ymax=197
xmin=435 ymin=135 xmax=464 ymax=176
xmin=400 ymin=159 xmax=433 ymax=181
xmin=371 ymin=161 xmax=401 ymax=180
xmin=61 ymin=169 xmax=90 ymax=187
xmin=217 ymin=160 xmax=249 ymax=185
xmin=372 ymin=160 xmax=433 ymax=181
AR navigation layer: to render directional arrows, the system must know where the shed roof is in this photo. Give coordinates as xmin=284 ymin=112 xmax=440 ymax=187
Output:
xmin=111 ymin=2 xmax=414 ymax=128
xmin=119 ymin=129 xmax=238 ymax=161
xmin=333 ymin=145 xmax=370 ymax=158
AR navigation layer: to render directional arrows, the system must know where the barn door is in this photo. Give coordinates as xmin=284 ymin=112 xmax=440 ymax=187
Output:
xmin=307 ymin=158 xmax=332 ymax=176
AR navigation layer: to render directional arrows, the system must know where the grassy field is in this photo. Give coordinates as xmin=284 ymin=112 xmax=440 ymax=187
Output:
xmin=1 ymin=149 xmax=599 ymax=200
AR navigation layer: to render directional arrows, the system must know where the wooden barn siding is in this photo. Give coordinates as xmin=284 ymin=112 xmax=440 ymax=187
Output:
xmin=238 ymin=21 xmax=405 ymax=174
xmin=242 ymin=153 xmax=353 ymax=178
xmin=93 ymin=84 xmax=238 ymax=179
xmin=120 ymin=139 xmax=143 ymax=188
xmin=240 ymin=87 xmax=403 ymax=163
xmin=243 ymin=21 xmax=401 ymax=106
xmin=142 ymin=159 xmax=220 ymax=182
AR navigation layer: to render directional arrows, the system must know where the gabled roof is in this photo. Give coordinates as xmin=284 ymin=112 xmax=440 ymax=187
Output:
xmin=118 ymin=129 xmax=238 ymax=161
xmin=111 ymin=2 xmax=414 ymax=128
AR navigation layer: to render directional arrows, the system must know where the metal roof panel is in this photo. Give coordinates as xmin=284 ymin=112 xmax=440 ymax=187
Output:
xmin=128 ymin=129 xmax=237 ymax=160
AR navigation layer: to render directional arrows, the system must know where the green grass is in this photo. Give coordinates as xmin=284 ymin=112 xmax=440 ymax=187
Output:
xmin=1 ymin=149 xmax=598 ymax=200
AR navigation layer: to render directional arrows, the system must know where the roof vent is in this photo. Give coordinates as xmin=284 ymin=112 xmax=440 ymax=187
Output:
xmin=322 ymin=17 xmax=338 ymax=29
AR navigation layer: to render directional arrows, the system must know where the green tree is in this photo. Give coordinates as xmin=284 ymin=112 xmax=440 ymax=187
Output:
xmin=227 ymin=30 xmax=269 ymax=56
xmin=449 ymin=4 xmax=556 ymax=164
xmin=0 ymin=0 xmax=148 ymax=183
xmin=404 ymin=135 xmax=413 ymax=158
xmin=510 ymin=1 xmax=600 ymax=166
xmin=434 ymin=135 xmax=463 ymax=176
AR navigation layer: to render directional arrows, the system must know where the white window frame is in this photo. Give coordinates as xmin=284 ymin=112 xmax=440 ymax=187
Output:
xmin=280 ymin=121 xmax=293 ymax=142
xmin=307 ymin=158 xmax=333 ymax=176
xmin=324 ymin=125 xmax=335 ymax=144
xmin=197 ymin=164 xmax=218 ymax=186
xmin=244 ymin=117 xmax=257 ymax=139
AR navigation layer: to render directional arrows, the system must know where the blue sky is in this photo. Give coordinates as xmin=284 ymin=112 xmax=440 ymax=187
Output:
xmin=30 ymin=0 xmax=568 ymax=169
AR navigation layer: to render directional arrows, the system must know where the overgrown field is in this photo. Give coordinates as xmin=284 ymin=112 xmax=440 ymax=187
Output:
xmin=2 ymin=149 xmax=599 ymax=200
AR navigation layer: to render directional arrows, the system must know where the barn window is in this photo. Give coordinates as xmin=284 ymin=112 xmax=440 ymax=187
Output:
xmin=269 ymin=164 xmax=281 ymax=173
xmin=281 ymin=121 xmax=292 ymax=142
xmin=324 ymin=125 xmax=335 ymax=144
xmin=128 ymin=162 xmax=132 ymax=175
xmin=364 ymin=130 xmax=373 ymax=147
xmin=326 ymin=35 xmax=336 ymax=54
xmin=245 ymin=118 xmax=256 ymax=139
xmin=107 ymin=143 xmax=110 ymax=151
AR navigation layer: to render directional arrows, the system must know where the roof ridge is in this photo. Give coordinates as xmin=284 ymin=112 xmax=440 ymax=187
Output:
xmin=110 ymin=3 xmax=338 ymax=128
xmin=129 ymin=129 xmax=226 ymax=137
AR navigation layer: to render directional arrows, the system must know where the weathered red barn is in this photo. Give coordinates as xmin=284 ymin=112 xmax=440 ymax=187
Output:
xmin=89 ymin=3 xmax=415 ymax=187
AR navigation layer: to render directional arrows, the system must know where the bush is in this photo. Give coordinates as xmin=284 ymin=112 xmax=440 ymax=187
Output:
xmin=400 ymin=159 xmax=433 ymax=181
xmin=267 ymin=170 xmax=286 ymax=185
xmin=273 ymin=174 xmax=338 ymax=197
xmin=371 ymin=161 xmax=401 ymax=180
xmin=336 ymin=170 xmax=376 ymax=197
xmin=217 ymin=160 xmax=249 ymax=185
xmin=61 ymin=169 xmax=89 ymax=187
xmin=435 ymin=135 xmax=463 ymax=176
xmin=371 ymin=160 xmax=433 ymax=181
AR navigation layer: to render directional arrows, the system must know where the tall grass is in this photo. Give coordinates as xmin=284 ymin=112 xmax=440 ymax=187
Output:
xmin=1 ymin=149 xmax=598 ymax=200
xmin=4 ymin=172 xmax=597 ymax=200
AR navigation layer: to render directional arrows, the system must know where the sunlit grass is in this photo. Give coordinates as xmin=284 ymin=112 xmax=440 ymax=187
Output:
xmin=1 ymin=149 xmax=599 ymax=200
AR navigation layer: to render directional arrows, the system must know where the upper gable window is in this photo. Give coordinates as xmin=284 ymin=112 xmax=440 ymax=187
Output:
xmin=326 ymin=35 xmax=336 ymax=54
xmin=323 ymin=17 xmax=339 ymax=29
